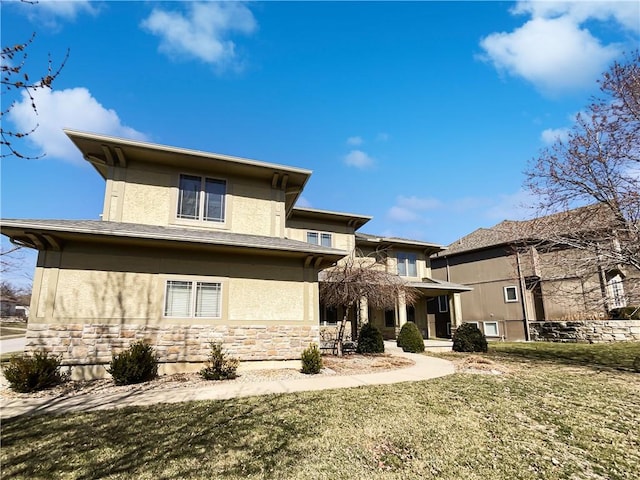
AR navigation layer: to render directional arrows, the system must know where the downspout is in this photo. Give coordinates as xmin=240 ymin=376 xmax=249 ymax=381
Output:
xmin=515 ymin=250 xmax=531 ymax=341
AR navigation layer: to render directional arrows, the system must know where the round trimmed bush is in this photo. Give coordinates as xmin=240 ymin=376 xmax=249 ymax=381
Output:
xmin=356 ymin=322 xmax=385 ymax=354
xmin=107 ymin=341 xmax=158 ymax=385
xmin=396 ymin=322 xmax=425 ymax=353
xmin=452 ymin=323 xmax=488 ymax=353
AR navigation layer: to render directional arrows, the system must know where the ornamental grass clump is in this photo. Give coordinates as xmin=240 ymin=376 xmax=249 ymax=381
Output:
xmin=107 ymin=341 xmax=158 ymax=386
xmin=396 ymin=322 xmax=425 ymax=353
xmin=301 ymin=343 xmax=322 ymax=374
xmin=452 ymin=323 xmax=488 ymax=353
xmin=356 ymin=322 xmax=385 ymax=354
xmin=200 ymin=342 xmax=239 ymax=380
xmin=2 ymin=351 xmax=69 ymax=393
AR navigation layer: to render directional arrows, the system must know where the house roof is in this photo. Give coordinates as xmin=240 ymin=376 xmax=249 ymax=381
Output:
xmin=0 ymin=219 xmax=347 ymax=262
xmin=63 ymin=129 xmax=312 ymax=215
xmin=435 ymin=204 xmax=617 ymax=257
xmin=356 ymin=233 xmax=445 ymax=253
xmin=290 ymin=207 xmax=372 ymax=229
xmin=409 ymin=277 xmax=473 ymax=293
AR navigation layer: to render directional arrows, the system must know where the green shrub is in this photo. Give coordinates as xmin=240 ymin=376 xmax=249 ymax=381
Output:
xmin=2 ymin=351 xmax=69 ymax=393
xmin=452 ymin=323 xmax=488 ymax=353
xmin=356 ymin=322 xmax=385 ymax=354
xmin=610 ymin=306 xmax=640 ymax=320
xmin=107 ymin=341 xmax=158 ymax=386
xmin=200 ymin=342 xmax=239 ymax=380
xmin=301 ymin=343 xmax=322 ymax=374
xmin=396 ymin=322 xmax=425 ymax=353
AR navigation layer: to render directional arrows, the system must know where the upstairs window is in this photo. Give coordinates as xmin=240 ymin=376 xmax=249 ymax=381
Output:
xmin=397 ymin=252 xmax=417 ymax=277
xmin=307 ymin=231 xmax=332 ymax=247
xmin=606 ymin=273 xmax=626 ymax=309
xmin=504 ymin=286 xmax=518 ymax=303
xmin=177 ymin=174 xmax=226 ymax=222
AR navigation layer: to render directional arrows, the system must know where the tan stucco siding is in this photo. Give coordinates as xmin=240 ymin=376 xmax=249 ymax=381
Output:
xmin=103 ymin=162 xmax=284 ymax=236
xmin=31 ymin=243 xmax=318 ymax=327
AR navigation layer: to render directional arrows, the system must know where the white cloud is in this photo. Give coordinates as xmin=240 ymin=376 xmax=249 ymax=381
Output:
xmin=141 ymin=2 xmax=257 ymax=68
xmin=346 ymin=136 xmax=363 ymax=146
xmin=344 ymin=149 xmax=374 ymax=169
xmin=485 ymin=190 xmax=537 ymax=221
xmin=512 ymin=1 xmax=640 ymax=33
xmin=386 ymin=195 xmax=441 ymax=223
xmin=479 ymin=0 xmax=639 ymax=94
xmin=7 ymin=87 xmax=146 ymax=164
xmin=541 ymin=127 xmax=570 ymax=144
xmin=295 ymin=196 xmax=312 ymax=208
xmin=480 ymin=16 xmax=620 ymax=94
xmin=18 ymin=0 xmax=99 ymax=29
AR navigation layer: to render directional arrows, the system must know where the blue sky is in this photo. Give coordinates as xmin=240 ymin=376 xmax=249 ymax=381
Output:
xmin=1 ymin=0 xmax=639 ymax=285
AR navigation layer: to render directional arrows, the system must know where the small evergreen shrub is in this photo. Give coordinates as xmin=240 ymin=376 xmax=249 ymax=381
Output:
xmin=396 ymin=322 xmax=425 ymax=353
xmin=200 ymin=342 xmax=239 ymax=380
xmin=452 ymin=323 xmax=488 ymax=353
xmin=356 ymin=322 xmax=385 ymax=354
xmin=2 ymin=351 xmax=69 ymax=393
xmin=301 ymin=343 xmax=322 ymax=374
xmin=107 ymin=341 xmax=158 ymax=386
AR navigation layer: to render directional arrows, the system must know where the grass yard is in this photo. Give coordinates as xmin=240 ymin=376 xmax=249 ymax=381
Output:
xmin=2 ymin=343 xmax=639 ymax=480
xmin=0 ymin=323 xmax=27 ymax=338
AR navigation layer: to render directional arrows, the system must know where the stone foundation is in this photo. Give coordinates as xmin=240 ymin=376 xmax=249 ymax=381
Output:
xmin=529 ymin=320 xmax=640 ymax=343
xmin=24 ymin=323 xmax=320 ymax=365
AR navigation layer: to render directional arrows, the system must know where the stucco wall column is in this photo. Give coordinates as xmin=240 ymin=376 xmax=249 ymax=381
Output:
xmin=398 ymin=294 xmax=407 ymax=328
xmin=450 ymin=293 xmax=463 ymax=328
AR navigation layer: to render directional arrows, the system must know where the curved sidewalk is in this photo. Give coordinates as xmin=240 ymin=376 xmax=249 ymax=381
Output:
xmin=0 ymin=342 xmax=454 ymax=419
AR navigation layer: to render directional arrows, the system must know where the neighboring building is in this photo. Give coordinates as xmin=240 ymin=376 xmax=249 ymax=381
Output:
xmin=0 ymin=130 xmax=469 ymax=377
xmin=431 ymin=207 xmax=639 ymax=341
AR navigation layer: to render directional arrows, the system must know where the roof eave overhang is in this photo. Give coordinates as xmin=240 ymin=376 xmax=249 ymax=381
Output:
xmin=0 ymin=224 xmax=346 ymax=267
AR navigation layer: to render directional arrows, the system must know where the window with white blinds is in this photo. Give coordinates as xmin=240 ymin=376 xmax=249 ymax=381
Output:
xmin=164 ymin=280 xmax=221 ymax=318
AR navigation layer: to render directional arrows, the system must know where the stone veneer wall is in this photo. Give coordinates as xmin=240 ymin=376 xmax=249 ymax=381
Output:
xmin=24 ymin=323 xmax=319 ymax=365
xmin=529 ymin=320 xmax=640 ymax=343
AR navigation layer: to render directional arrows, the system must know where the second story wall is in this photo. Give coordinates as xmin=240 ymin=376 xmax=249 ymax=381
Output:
xmin=102 ymin=162 xmax=287 ymax=237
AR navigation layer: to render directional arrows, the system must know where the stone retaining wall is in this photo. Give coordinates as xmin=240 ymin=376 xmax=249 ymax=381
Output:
xmin=529 ymin=320 xmax=640 ymax=343
xmin=24 ymin=323 xmax=319 ymax=365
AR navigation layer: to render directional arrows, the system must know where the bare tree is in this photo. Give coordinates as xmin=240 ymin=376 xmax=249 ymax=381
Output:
xmin=1 ymin=25 xmax=69 ymax=159
xmin=524 ymin=52 xmax=640 ymax=313
xmin=319 ymin=251 xmax=418 ymax=355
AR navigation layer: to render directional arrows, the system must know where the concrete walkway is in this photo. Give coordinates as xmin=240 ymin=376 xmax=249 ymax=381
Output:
xmin=0 ymin=342 xmax=454 ymax=419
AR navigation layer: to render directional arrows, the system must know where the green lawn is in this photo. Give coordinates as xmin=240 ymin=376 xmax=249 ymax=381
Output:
xmin=1 ymin=343 xmax=639 ymax=480
xmin=0 ymin=323 xmax=27 ymax=338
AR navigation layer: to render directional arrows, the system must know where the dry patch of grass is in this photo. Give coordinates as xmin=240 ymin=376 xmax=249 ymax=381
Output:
xmin=322 ymin=354 xmax=414 ymax=374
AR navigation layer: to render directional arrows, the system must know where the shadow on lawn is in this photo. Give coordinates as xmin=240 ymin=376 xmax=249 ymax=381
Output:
xmin=1 ymin=393 xmax=308 ymax=479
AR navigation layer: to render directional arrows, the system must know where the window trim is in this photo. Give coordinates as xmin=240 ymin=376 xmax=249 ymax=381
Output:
xmin=163 ymin=279 xmax=223 ymax=319
xmin=465 ymin=321 xmax=480 ymax=329
xmin=437 ymin=295 xmax=449 ymax=313
xmin=397 ymin=252 xmax=418 ymax=277
xmin=176 ymin=173 xmax=227 ymax=224
xmin=504 ymin=286 xmax=519 ymax=303
xmin=306 ymin=230 xmax=333 ymax=247
xmin=483 ymin=321 xmax=499 ymax=337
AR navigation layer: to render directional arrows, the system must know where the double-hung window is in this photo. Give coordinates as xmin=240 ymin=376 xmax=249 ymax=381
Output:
xmin=164 ymin=280 xmax=222 ymax=318
xmin=177 ymin=174 xmax=226 ymax=222
xmin=397 ymin=252 xmax=417 ymax=277
xmin=307 ymin=231 xmax=332 ymax=247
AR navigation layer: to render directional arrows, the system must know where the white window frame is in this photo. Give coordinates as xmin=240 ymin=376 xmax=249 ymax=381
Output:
xmin=397 ymin=252 xmax=418 ymax=277
xmin=307 ymin=231 xmax=332 ymax=247
xmin=437 ymin=295 xmax=449 ymax=313
xmin=483 ymin=321 xmax=499 ymax=337
xmin=465 ymin=321 xmax=480 ymax=329
xmin=163 ymin=279 xmax=222 ymax=318
xmin=504 ymin=286 xmax=519 ymax=303
xmin=177 ymin=174 xmax=226 ymax=223
xmin=606 ymin=274 xmax=627 ymax=309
